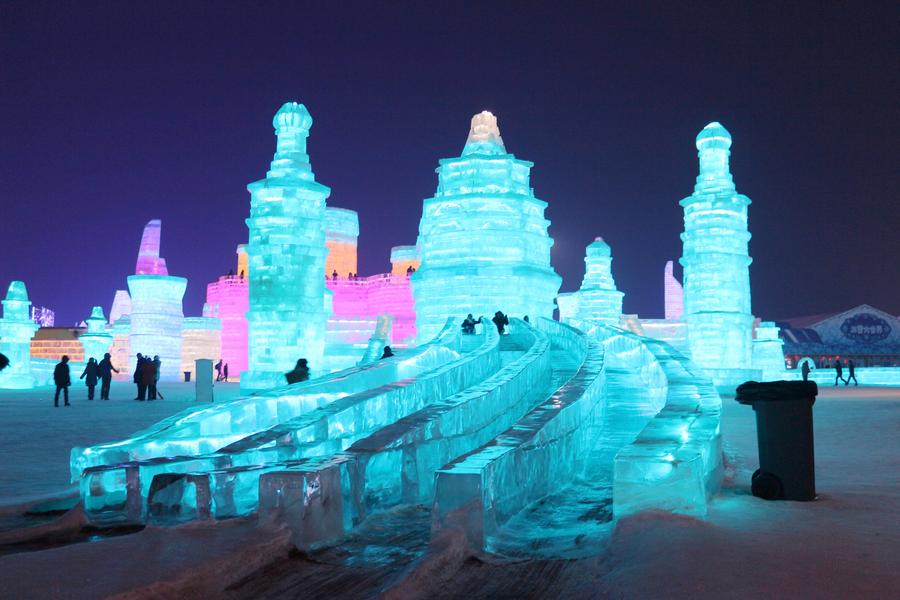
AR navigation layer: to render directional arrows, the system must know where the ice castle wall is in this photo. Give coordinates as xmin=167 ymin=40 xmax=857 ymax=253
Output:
xmin=411 ymin=111 xmax=561 ymax=342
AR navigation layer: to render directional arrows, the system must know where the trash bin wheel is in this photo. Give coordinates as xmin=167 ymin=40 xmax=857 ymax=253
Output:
xmin=751 ymin=470 xmax=784 ymax=500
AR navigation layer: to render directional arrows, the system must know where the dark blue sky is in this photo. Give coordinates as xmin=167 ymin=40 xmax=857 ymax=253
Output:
xmin=2 ymin=2 xmax=897 ymax=325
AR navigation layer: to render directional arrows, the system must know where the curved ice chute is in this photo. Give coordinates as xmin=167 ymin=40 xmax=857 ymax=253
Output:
xmin=80 ymin=318 xmax=499 ymax=525
xmin=613 ymin=336 xmax=723 ymax=519
xmin=71 ymin=317 xmax=462 ymax=484
xmin=357 ymin=315 xmax=393 ymax=365
xmin=134 ymin=219 xmax=168 ymax=275
xmin=432 ymin=319 xmax=606 ymax=553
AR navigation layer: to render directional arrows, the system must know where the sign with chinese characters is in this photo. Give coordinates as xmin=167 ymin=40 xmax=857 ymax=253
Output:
xmin=840 ymin=313 xmax=891 ymax=343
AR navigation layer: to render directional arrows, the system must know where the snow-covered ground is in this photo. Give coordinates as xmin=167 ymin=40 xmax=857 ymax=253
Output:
xmin=0 ymin=385 xmax=896 ymax=599
xmin=0 ymin=381 xmax=243 ymax=507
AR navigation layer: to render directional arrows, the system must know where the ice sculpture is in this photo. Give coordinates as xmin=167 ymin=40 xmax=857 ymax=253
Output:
xmin=109 ymin=290 xmax=132 ymax=324
xmin=390 ymin=245 xmax=419 ymax=276
xmin=411 ymin=111 xmax=562 ymax=342
xmin=134 ymin=219 xmax=168 ymax=275
xmin=205 ymin=245 xmax=249 ymax=377
xmin=79 ymin=306 xmax=113 ymax=362
xmin=325 ymin=207 xmax=359 ymax=277
xmin=0 ymin=281 xmax=40 ymax=389
xmin=680 ymin=122 xmax=758 ymax=386
xmin=664 ymin=260 xmax=684 ymax=320
xmin=752 ymin=321 xmax=786 ymax=381
xmin=243 ymin=102 xmax=330 ymax=390
xmin=127 ymin=220 xmax=187 ymax=380
xmin=181 ymin=304 xmax=222 ymax=380
xmin=557 ymin=238 xmax=624 ymax=327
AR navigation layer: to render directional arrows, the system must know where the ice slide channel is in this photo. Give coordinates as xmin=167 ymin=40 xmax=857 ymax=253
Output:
xmin=72 ymin=318 xmax=461 ymax=483
xmin=254 ymin=319 xmax=552 ymax=549
xmin=431 ymin=319 xmax=607 ymax=554
xmin=613 ymin=335 xmax=723 ymax=519
xmin=80 ymin=318 xmax=500 ymax=525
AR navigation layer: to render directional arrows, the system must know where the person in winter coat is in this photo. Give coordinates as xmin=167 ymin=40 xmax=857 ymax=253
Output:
xmin=381 ymin=346 xmax=394 ymax=359
xmin=834 ymin=360 xmax=846 ymax=386
xmin=492 ymin=311 xmax=510 ymax=335
xmin=140 ymin=357 xmax=157 ymax=401
xmin=97 ymin=353 xmax=119 ymax=400
xmin=150 ymin=355 xmax=161 ymax=400
xmin=801 ymin=360 xmax=811 ymax=382
xmin=133 ymin=353 xmax=146 ymax=400
xmin=54 ymin=355 xmax=71 ymax=407
xmin=285 ymin=358 xmax=310 ymax=384
xmin=0 ymin=352 xmax=9 ymax=372
xmin=80 ymin=357 xmax=100 ymax=400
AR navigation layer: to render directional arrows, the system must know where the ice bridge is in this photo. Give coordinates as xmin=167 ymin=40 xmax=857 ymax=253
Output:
xmin=71 ymin=317 xmax=722 ymax=558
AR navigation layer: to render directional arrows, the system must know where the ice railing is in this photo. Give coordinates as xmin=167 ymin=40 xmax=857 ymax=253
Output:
xmin=613 ymin=336 xmax=723 ymax=518
xmin=80 ymin=318 xmax=501 ymax=525
xmin=71 ymin=318 xmax=462 ymax=482
xmin=431 ymin=318 xmax=606 ymax=553
xmin=254 ymin=319 xmax=553 ymax=549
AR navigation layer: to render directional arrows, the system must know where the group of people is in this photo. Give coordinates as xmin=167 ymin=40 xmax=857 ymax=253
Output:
xmin=331 ymin=270 xmax=360 ymax=281
xmin=461 ymin=311 xmax=511 ymax=335
xmin=214 ymin=360 xmax=230 ymax=382
xmin=52 ymin=353 xmax=119 ymax=406
xmin=133 ymin=353 xmax=162 ymax=401
xmin=799 ymin=358 xmax=859 ymax=386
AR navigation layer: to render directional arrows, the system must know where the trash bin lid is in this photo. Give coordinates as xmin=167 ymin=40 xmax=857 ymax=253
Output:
xmin=735 ymin=380 xmax=818 ymax=405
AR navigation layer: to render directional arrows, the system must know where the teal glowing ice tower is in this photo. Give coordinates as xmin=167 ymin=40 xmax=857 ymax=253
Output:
xmin=127 ymin=220 xmax=187 ymax=381
xmin=558 ymin=237 xmax=624 ymax=327
xmin=680 ymin=122 xmax=756 ymax=383
xmin=411 ymin=111 xmax=561 ymax=341
xmin=242 ymin=102 xmax=330 ymax=390
xmin=79 ymin=306 xmax=113 ymax=362
xmin=0 ymin=281 xmax=39 ymax=389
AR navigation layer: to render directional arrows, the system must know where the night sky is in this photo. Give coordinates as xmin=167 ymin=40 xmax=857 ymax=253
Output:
xmin=2 ymin=2 xmax=897 ymax=326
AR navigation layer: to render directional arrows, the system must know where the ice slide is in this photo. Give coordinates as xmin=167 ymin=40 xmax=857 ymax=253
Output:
xmin=77 ymin=318 xmax=500 ymax=524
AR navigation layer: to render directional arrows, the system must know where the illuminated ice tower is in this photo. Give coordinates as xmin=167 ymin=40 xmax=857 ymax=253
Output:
xmin=680 ymin=122 xmax=757 ymax=385
xmin=557 ymin=237 xmax=624 ymax=327
xmin=127 ymin=220 xmax=187 ymax=380
xmin=325 ymin=207 xmax=359 ymax=277
xmin=79 ymin=306 xmax=113 ymax=362
xmin=0 ymin=281 xmax=40 ymax=389
xmin=412 ymin=111 xmax=561 ymax=341
xmin=243 ymin=102 xmax=330 ymax=389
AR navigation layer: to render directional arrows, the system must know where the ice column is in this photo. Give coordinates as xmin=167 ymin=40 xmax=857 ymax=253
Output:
xmin=325 ymin=207 xmax=359 ymax=277
xmin=578 ymin=238 xmax=624 ymax=325
xmin=412 ymin=111 xmax=561 ymax=341
xmin=664 ymin=260 xmax=684 ymax=320
xmin=0 ymin=281 xmax=39 ymax=389
xmin=243 ymin=102 xmax=331 ymax=389
xmin=680 ymin=122 xmax=755 ymax=379
xmin=79 ymin=306 xmax=113 ymax=362
xmin=753 ymin=321 xmax=786 ymax=381
xmin=127 ymin=220 xmax=187 ymax=381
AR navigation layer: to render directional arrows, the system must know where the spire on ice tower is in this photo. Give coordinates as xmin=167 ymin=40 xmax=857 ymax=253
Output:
xmin=269 ymin=102 xmax=315 ymax=179
xmin=463 ymin=110 xmax=505 ymax=155
xmin=694 ymin=121 xmax=735 ymax=192
xmin=135 ymin=219 xmax=168 ymax=275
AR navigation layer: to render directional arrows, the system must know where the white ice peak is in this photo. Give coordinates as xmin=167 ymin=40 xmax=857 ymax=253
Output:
xmin=466 ymin=111 xmax=504 ymax=148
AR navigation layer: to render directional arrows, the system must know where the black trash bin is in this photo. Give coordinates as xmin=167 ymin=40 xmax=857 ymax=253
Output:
xmin=735 ymin=380 xmax=818 ymax=501
xmin=184 ymin=371 xmax=191 ymax=383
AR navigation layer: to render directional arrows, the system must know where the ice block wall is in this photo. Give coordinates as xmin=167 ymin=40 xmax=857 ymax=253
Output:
xmin=181 ymin=307 xmax=222 ymax=380
xmin=390 ymin=245 xmax=420 ymax=276
xmin=109 ymin=315 xmax=131 ymax=378
xmin=325 ymin=207 xmax=359 ymax=277
xmin=664 ymin=260 xmax=684 ymax=320
xmin=752 ymin=321 xmax=786 ymax=381
xmin=559 ymin=238 xmax=624 ymax=327
xmin=243 ymin=102 xmax=330 ymax=389
xmin=205 ymin=245 xmax=249 ymax=377
xmin=680 ymin=122 xmax=754 ymax=375
xmin=79 ymin=306 xmax=113 ymax=362
xmin=0 ymin=281 xmax=40 ymax=389
xmin=412 ymin=111 xmax=562 ymax=341
xmin=127 ymin=220 xmax=186 ymax=381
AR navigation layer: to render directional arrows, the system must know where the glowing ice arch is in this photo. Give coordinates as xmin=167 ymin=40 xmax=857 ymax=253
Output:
xmin=72 ymin=317 xmax=461 ymax=483
xmin=255 ymin=319 xmax=553 ymax=549
xmin=78 ymin=318 xmax=500 ymax=524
